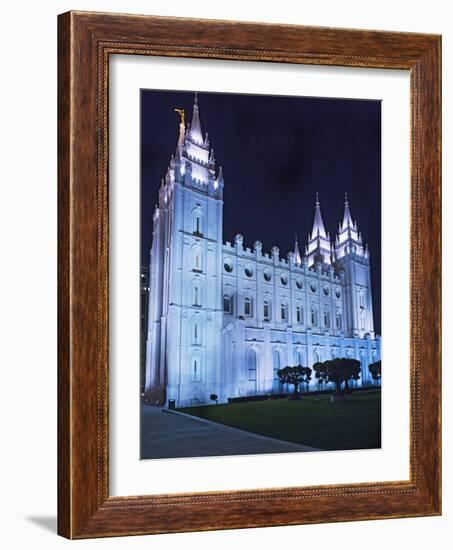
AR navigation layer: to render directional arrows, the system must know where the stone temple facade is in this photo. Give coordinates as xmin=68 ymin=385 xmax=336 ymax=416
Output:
xmin=144 ymin=94 xmax=381 ymax=407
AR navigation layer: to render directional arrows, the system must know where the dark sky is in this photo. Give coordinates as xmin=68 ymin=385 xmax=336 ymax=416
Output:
xmin=140 ymin=90 xmax=381 ymax=333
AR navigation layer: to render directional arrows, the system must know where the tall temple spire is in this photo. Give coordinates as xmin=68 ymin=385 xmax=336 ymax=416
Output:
xmin=294 ymin=234 xmax=302 ymax=265
xmin=310 ymin=192 xmax=328 ymax=239
xmin=305 ymin=194 xmax=332 ymax=267
xmin=335 ymin=193 xmax=366 ymax=259
xmin=190 ymin=92 xmax=203 ymax=144
xmin=341 ymin=192 xmax=355 ymax=231
xmin=168 ymin=93 xmax=222 ymax=197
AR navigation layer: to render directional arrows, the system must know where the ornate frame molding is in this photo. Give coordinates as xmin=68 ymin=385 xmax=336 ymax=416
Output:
xmin=58 ymin=11 xmax=441 ymax=538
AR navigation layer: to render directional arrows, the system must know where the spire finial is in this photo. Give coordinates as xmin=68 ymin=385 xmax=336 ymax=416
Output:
xmin=190 ymin=92 xmax=203 ymax=143
xmin=315 ymin=192 xmax=319 ymax=206
xmin=294 ymin=234 xmax=302 ymax=266
xmin=340 ymin=192 xmax=354 ymax=231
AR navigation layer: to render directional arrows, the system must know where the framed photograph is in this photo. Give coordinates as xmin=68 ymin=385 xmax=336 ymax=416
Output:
xmin=58 ymin=11 xmax=441 ymax=538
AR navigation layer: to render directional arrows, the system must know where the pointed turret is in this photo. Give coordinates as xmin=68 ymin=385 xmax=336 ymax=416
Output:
xmin=217 ymin=165 xmax=224 ymax=183
xmin=305 ymin=194 xmax=332 ymax=267
xmin=334 ymin=193 xmax=374 ymax=339
xmin=341 ymin=192 xmax=354 ymax=230
xmin=190 ymin=92 xmax=203 ymax=144
xmin=294 ymin=234 xmax=302 ymax=266
xmin=311 ymin=193 xmax=328 ymax=239
xmin=335 ymin=193 xmax=365 ymax=259
xmin=213 ymin=165 xmax=224 ymax=194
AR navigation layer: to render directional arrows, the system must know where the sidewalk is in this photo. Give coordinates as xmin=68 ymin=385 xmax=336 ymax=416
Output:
xmin=141 ymin=405 xmax=319 ymax=459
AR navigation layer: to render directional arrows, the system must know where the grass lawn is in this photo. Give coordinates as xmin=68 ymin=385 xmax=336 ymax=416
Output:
xmin=179 ymin=391 xmax=381 ymax=451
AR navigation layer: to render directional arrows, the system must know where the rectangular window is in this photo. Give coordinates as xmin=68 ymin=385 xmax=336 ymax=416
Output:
xmin=296 ymin=306 xmax=302 ymax=323
xmin=263 ymin=301 xmax=270 ymax=320
xmin=244 ymin=297 xmax=251 ymax=316
xmin=324 ymin=311 xmax=330 ymax=328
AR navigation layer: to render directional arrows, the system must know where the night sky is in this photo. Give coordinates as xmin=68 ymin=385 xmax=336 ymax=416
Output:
xmin=141 ymin=90 xmax=381 ymax=333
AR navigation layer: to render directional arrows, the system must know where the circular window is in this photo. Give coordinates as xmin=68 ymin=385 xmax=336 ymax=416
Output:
xmin=310 ymin=282 xmax=317 ymax=293
xmin=224 ymin=258 xmax=233 ymax=273
xmin=281 ymin=274 xmax=288 ymax=286
xmin=323 ymin=285 xmax=330 ymax=296
xmin=244 ymin=265 xmax=253 ymax=278
xmin=263 ymin=269 xmax=272 ymax=282
xmin=296 ymin=278 xmax=303 ymax=290
xmin=335 ymin=288 xmax=341 ymax=298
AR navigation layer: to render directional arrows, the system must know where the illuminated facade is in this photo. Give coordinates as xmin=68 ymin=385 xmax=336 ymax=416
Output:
xmin=144 ymin=94 xmax=381 ymax=407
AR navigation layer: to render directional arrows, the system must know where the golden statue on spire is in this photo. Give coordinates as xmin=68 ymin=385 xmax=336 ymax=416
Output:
xmin=174 ymin=108 xmax=185 ymax=126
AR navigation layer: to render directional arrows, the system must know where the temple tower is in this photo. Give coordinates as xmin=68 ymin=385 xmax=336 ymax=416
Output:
xmin=145 ymin=94 xmax=225 ymax=406
xmin=334 ymin=193 xmax=375 ymax=339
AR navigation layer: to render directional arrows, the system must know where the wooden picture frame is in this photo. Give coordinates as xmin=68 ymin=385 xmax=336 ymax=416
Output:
xmin=58 ymin=11 xmax=441 ymax=539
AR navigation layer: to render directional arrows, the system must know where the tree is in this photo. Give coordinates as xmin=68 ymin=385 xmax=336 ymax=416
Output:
xmin=210 ymin=393 xmax=218 ymax=405
xmin=313 ymin=358 xmax=361 ymax=395
xmin=368 ymin=360 xmax=381 ymax=383
xmin=277 ymin=365 xmax=312 ymax=395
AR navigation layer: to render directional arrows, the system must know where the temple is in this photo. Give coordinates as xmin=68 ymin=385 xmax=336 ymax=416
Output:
xmin=144 ymin=94 xmax=381 ymax=406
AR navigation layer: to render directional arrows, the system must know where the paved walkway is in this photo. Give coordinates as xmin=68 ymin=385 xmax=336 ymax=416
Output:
xmin=141 ymin=405 xmax=319 ymax=459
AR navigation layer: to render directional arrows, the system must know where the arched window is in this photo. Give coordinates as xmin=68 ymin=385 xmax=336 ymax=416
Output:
xmin=192 ymin=246 xmax=202 ymax=272
xmin=359 ymin=292 xmax=365 ymax=308
xmin=293 ymin=350 xmax=301 ymax=366
xmin=192 ymin=357 xmax=201 ymax=381
xmin=360 ymin=310 xmax=366 ymax=330
xmin=244 ymin=296 xmax=252 ymax=316
xmin=280 ymin=302 xmax=287 ymax=321
xmin=296 ymin=305 xmax=303 ymax=324
xmin=223 ymin=293 xmax=232 ymax=314
xmin=313 ymin=350 xmax=320 ymax=364
xmin=193 ymin=210 xmax=202 ymax=235
xmin=247 ymin=349 xmax=258 ymax=395
xmin=192 ymin=320 xmax=202 ymax=345
xmin=324 ymin=310 xmax=330 ymax=328
xmin=263 ymin=300 xmax=271 ymax=320
xmin=273 ymin=350 xmax=281 ymax=378
xmin=311 ymin=306 xmax=318 ymax=326
xmin=272 ymin=350 xmax=281 ymax=392
xmin=192 ymin=281 xmax=202 ymax=307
